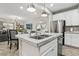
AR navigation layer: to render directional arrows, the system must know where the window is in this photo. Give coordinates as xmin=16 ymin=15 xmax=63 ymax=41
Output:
xmin=3 ymin=23 xmax=14 ymax=29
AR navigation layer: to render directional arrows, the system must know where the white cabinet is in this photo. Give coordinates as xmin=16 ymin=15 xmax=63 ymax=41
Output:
xmin=65 ymin=34 xmax=72 ymax=46
xmin=65 ymin=34 xmax=79 ymax=47
xmin=70 ymin=34 xmax=79 ymax=47
xmin=40 ymin=38 xmax=57 ymax=55
xmin=70 ymin=9 xmax=79 ymax=25
xmin=19 ymin=38 xmax=58 ymax=56
xmin=41 ymin=39 xmax=57 ymax=56
xmin=53 ymin=9 xmax=79 ymax=26
xmin=42 ymin=46 xmax=57 ymax=56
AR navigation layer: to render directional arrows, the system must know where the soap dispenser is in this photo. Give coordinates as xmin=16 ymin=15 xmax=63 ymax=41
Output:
xmin=70 ymin=27 xmax=73 ymax=32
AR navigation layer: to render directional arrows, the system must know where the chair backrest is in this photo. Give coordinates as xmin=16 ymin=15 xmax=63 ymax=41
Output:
xmin=9 ymin=30 xmax=18 ymax=40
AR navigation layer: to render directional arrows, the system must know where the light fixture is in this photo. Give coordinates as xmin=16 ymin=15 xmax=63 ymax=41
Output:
xmin=20 ymin=6 xmax=23 ymax=10
xmin=27 ymin=4 xmax=36 ymax=12
xmin=41 ymin=11 xmax=48 ymax=17
xmin=50 ymin=4 xmax=54 ymax=7
xmin=41 ymin=2 xmax=48 ymax=17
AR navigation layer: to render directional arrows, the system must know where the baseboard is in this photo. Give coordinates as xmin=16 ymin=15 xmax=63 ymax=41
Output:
xmin=58 ymin=54 xmax=65 ymax=56
xmin=64 ymin=44 xmax=79 ymax=49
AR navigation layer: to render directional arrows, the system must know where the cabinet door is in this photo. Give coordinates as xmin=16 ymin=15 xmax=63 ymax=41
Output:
xmin=44 ymin=46 xmax=57 ymax=56
xmin=71 ymin=9 xmax=79 ymax=25
xmin=65 ymin=34 xmax=79 ymax=47
xmin=53 ymin=9 xmax=79 ymax=25
xmin=65 ymin=34 xmax=72 ymax=45
xmin=71 ymin=34 xmax=79 ymax=47
xmin=71 ymin=38 xmax=79 ymax=47
xmin=40 ymin=39 xmax=57 ymax=55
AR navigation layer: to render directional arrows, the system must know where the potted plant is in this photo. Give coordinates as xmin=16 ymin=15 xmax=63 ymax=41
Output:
xmin=16 ymin=25 xmax=23 ymax=34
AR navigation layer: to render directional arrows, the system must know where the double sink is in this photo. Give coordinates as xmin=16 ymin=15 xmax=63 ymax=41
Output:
xmin=30 ymin=34 xmax=51 ymax=40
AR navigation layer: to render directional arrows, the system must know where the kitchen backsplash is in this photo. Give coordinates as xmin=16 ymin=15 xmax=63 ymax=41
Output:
xmin=65 ymin=26 xmax=79 ymax=32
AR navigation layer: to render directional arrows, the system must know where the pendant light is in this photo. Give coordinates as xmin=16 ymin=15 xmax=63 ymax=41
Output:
xmin=41 ymin=2 xmax=48 ymax=17
xmin=41 ymin=11 xmax=48 ymax=17
xmin=27 ymin=3 xmax=36 ymax=12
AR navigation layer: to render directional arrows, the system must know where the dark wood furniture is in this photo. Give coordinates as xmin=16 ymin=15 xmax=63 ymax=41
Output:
xmin=0 ymin=30 xmax=8 ymax=42
xmin=9 ymin=30 xmax=19 ymax=49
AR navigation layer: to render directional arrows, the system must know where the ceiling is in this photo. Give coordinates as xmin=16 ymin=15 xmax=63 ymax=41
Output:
xmin=0 ymin=3 xmax=78 ymax=21
xmin=38 ymin=3 xmax=78 ymax=12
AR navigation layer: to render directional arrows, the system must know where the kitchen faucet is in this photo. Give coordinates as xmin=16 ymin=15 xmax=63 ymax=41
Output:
xmin=35 ymin=23 xmax=42 ymax=36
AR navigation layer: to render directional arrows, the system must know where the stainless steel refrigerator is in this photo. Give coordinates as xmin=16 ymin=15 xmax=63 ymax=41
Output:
xmin=50 ymin=20 xmax=65 ymax=44
xmin=50 ymin=20 xmax=66 ymax=56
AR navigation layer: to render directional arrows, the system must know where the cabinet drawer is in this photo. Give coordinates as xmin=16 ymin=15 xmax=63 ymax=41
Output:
xmin=41 ymin=46 xmax=57 ymax=56
xmin=65 ymin=40 xmax=72 ymax=45
xmin=65 ymin=34 xmax=72 ymax=45
xmin=65 ymin=34 xmax=79 ymax=47
xmin=40 ymin=38 xmax=57 ymax=55
xmin=71 ymin=38 xmax=79 ymax=47
xmin=71 ymin=34 xmax=79 ymax=38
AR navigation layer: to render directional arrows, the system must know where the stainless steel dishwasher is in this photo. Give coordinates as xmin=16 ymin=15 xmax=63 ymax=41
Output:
xmin=58 ymin=36 xmax=63 ymax=56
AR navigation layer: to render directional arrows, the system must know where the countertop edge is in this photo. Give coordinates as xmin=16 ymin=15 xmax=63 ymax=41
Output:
xmin=16 ymin=33 xmax=62 ymax=47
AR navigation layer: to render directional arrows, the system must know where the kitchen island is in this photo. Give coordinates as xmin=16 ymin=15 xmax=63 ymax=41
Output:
xmin=16 ymin=33 xmax=62 ymax=56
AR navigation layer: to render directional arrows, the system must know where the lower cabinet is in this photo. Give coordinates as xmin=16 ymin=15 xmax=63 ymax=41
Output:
xmin=40 ymin=38 xmax=58 ymax=56
xmin=19 ymin=38 xmax=58 ymax=56
xmin=70 ymin=34 xmax=79 ymax=47
xmin=43 ymin=46 xmax=57 ymax=56
xmin=65 ymin=34 xmax=79 ymax=48
xmin=65 ymin=34 xmax=72 ymax=46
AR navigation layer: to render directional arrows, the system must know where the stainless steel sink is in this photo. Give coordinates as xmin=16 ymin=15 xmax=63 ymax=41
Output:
xmin=30 ymin=34 xmax=51 ymax=40
xmin=40 ymin=34 xmax=51 ymax=37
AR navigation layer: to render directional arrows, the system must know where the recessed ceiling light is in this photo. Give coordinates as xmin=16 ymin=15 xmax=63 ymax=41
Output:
xmin=20 ymin=6 xmax=23 ymax=10
xmin=50 ymin=4 xmax=54 ymax=7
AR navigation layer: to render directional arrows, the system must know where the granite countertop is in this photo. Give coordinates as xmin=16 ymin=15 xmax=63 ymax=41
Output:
xmin=65 ymin=31 xmax=79 ymax=34
xmin=16 ymin=33 xmax=62 ymax=47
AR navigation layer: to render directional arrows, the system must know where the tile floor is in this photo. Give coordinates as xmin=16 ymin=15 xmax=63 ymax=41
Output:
xmin=62 ymin=46 xmax=79 ymax=56
xmin=0 ymin=41 xmax=19 ymax=56
xmin=0 ymin=41 xmax=79 ymax=56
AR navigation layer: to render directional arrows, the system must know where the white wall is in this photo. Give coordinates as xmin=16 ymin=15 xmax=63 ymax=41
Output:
xmin=23 ymin=17 xmax=49 ymax=31
xmin=53 ymin=9 xmax=79 ymax=26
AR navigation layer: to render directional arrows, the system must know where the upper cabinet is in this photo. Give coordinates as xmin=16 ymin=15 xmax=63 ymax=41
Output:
xmin=53 ymin=9 xmax=79 ymax=26
xmin=70 ymin=9 xmax=79 ymax=25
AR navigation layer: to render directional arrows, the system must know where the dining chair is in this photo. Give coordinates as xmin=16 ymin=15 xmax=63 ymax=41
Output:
xmin=9 ymin=29 xmax=19 ymax=50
